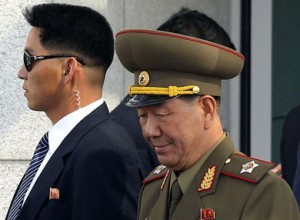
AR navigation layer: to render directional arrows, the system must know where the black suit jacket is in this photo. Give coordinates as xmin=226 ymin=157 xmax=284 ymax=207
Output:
xmin=293 ymin=147 xmax=300 ymax=207
xmin=6 ymin=102 xmax=142 ymax=220
xmin=280 ymin=104 xmax=300 ymax=188
xmin=111 ymin=95 xmax=159 ymax=178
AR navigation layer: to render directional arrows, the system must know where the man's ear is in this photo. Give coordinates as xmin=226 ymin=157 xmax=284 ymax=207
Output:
xmin=63 ymin=58 xmax=78 ymax=83
xmin=200 ymin=95 xmax=218 ymax=129
xmin=63 ymin=67 xmax=70 ymax=76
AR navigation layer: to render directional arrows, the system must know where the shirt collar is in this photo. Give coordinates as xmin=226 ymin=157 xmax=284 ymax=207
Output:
xmin=48 ymin=98 xmax=103 ymax=155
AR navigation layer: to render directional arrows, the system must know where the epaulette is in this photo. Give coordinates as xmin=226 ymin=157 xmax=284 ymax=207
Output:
xmin=221 ymin=153 xmax=274 ymax=184
xmin=142 ymin=165 xmax=169 ymax=185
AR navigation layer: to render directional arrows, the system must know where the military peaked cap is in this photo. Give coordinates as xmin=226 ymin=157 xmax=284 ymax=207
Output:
xmin=115 ymin=29 xmax=245 ymax=107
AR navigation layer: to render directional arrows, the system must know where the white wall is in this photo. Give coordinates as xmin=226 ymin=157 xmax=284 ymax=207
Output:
xmin=0 ymin=0 xmax=235 ymax=218
xmin=250 ymin=0 xmax=272 ymax=161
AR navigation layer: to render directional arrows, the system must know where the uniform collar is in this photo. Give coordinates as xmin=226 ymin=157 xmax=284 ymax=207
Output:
xmin=174 ymin=133 xmax=226 ymax=194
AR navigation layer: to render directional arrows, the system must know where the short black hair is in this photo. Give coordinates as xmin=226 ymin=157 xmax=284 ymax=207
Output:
xmin=23 ymin=3 xmax=114 ymax=71
xmin=157 ymin=7 xmax=235 ymax=50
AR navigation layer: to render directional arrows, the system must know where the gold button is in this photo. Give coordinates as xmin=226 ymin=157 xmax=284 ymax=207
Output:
xmin=192 ymin=86 xmax=200 ymax=94
xmin=225 ymin=158 xmax=231 ymax=164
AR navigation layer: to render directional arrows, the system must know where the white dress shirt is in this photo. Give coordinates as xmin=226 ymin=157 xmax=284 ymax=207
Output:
xmin=23 ymin=99 xmax=103 ymax=204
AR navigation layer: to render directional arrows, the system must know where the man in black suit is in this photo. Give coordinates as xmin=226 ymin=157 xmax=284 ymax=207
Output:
xmin=6 ymin=3 xmax=141 ymax=220
xmin=293 ymin=141 xmax=300 ymax=207
xmin=280 ymin=105 xmax=300 ymax=188
xmin=280 ymin=104 xmax=300 ymax=207
xmin=111 ymin=95 xmax=159 ymax=178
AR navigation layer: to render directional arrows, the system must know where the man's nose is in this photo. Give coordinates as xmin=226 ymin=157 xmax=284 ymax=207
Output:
xmin=18 ymin=65 xmax=28 ymax=80
xmin=143 ymin=116 xmax=161 ymax=139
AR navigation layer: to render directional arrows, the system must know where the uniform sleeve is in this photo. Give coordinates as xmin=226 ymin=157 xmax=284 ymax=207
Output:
xmin=241 ymin=171 xmax=300 ymax=220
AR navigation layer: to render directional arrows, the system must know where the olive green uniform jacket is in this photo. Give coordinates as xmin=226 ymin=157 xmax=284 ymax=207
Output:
xmin=138 ymin=135 xmax=300 ymax=220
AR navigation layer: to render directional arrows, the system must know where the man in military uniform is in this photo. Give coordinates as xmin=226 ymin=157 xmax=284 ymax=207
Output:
xmin=115 ymin=10 xmax=300 ymax=220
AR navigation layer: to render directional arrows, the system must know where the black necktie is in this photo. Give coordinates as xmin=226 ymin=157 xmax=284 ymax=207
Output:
xmin=6 ymin=132 xmax=49 ymax=220
xmin=168 ymin=179 xmax=183 ymax=219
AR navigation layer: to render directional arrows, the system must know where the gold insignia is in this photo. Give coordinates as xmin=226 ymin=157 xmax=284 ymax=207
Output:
xmin=192 ymin=86 xmax=200 ymax=94
xmin=138 ymin=71 xmax=150 ymax=86
xmin=198 ymin=166 xmax=217 ymax=192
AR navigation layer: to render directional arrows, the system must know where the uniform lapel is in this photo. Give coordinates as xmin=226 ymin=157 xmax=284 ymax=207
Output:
xmin=148 ymin=172 xmax=171 ymax=220
xmin=172 ymin=135 xmax=236 ymax=220
xmin=172 ymin=180 xmax=202 ymax=220
xmin=197 ymin=136 xmax=235 ymax=196
xmin=17 ymin=104 xmax=110 ymax=220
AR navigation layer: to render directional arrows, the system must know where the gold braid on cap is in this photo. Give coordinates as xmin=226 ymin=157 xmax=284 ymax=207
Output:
xmin=129 ymin=85 xmax=200 ymax=97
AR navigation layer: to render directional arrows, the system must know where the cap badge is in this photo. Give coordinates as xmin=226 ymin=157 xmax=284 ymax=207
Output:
xmin=198 ymin=165 xmax=217 ymax=192
xmin=138 ymin=71 xmax=150 ymax=86
xmin=200 ymin=208 xmax=216 ymax=219
xmin=240 ymin=160 xmax=259 ymax=174
xmin=49 ymin=187 xmax=60 ymax=200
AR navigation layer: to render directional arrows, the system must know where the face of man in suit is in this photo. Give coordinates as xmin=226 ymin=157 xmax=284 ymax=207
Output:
xmin=18 ymin=28 xmax=68 ymax=113
xmin=18 ymin=27 xmax=103 ymax=124
xmin=137 ymin=95 xmax=222 ymax=171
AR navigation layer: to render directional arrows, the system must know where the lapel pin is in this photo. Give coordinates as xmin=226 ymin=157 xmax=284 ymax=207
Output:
xmin=240 ymin=160 xmax=259 ymax=174
xmin=49 ymin=187 xmax=60 ymax=200
xmin=200 ymin=208 xmax=215 ymax=220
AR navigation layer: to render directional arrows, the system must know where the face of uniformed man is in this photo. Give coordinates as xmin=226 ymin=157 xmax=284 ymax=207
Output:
xmin=138 ymin=95 xmax=217 ymax=171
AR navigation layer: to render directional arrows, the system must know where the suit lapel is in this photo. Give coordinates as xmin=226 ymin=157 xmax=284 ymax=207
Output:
xmin=18 ymin=103 xmax=110 ymax=220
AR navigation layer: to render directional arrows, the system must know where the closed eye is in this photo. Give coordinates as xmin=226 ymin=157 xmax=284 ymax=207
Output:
xmin=138 ymin=113 xmax=147 ymax=118
xmin=155 ymin=112 xmax=170 ymax=117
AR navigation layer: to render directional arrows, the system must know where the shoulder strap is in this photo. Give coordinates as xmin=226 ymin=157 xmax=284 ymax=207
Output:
xmin=221 ymin=153 xmax=274 ymax=183
xmin=142 ymin=165 xmax=169 ymax=185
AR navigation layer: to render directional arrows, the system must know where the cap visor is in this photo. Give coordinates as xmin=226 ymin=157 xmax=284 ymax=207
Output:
xmin=125 ymin=95 xmax=174 ymax=107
